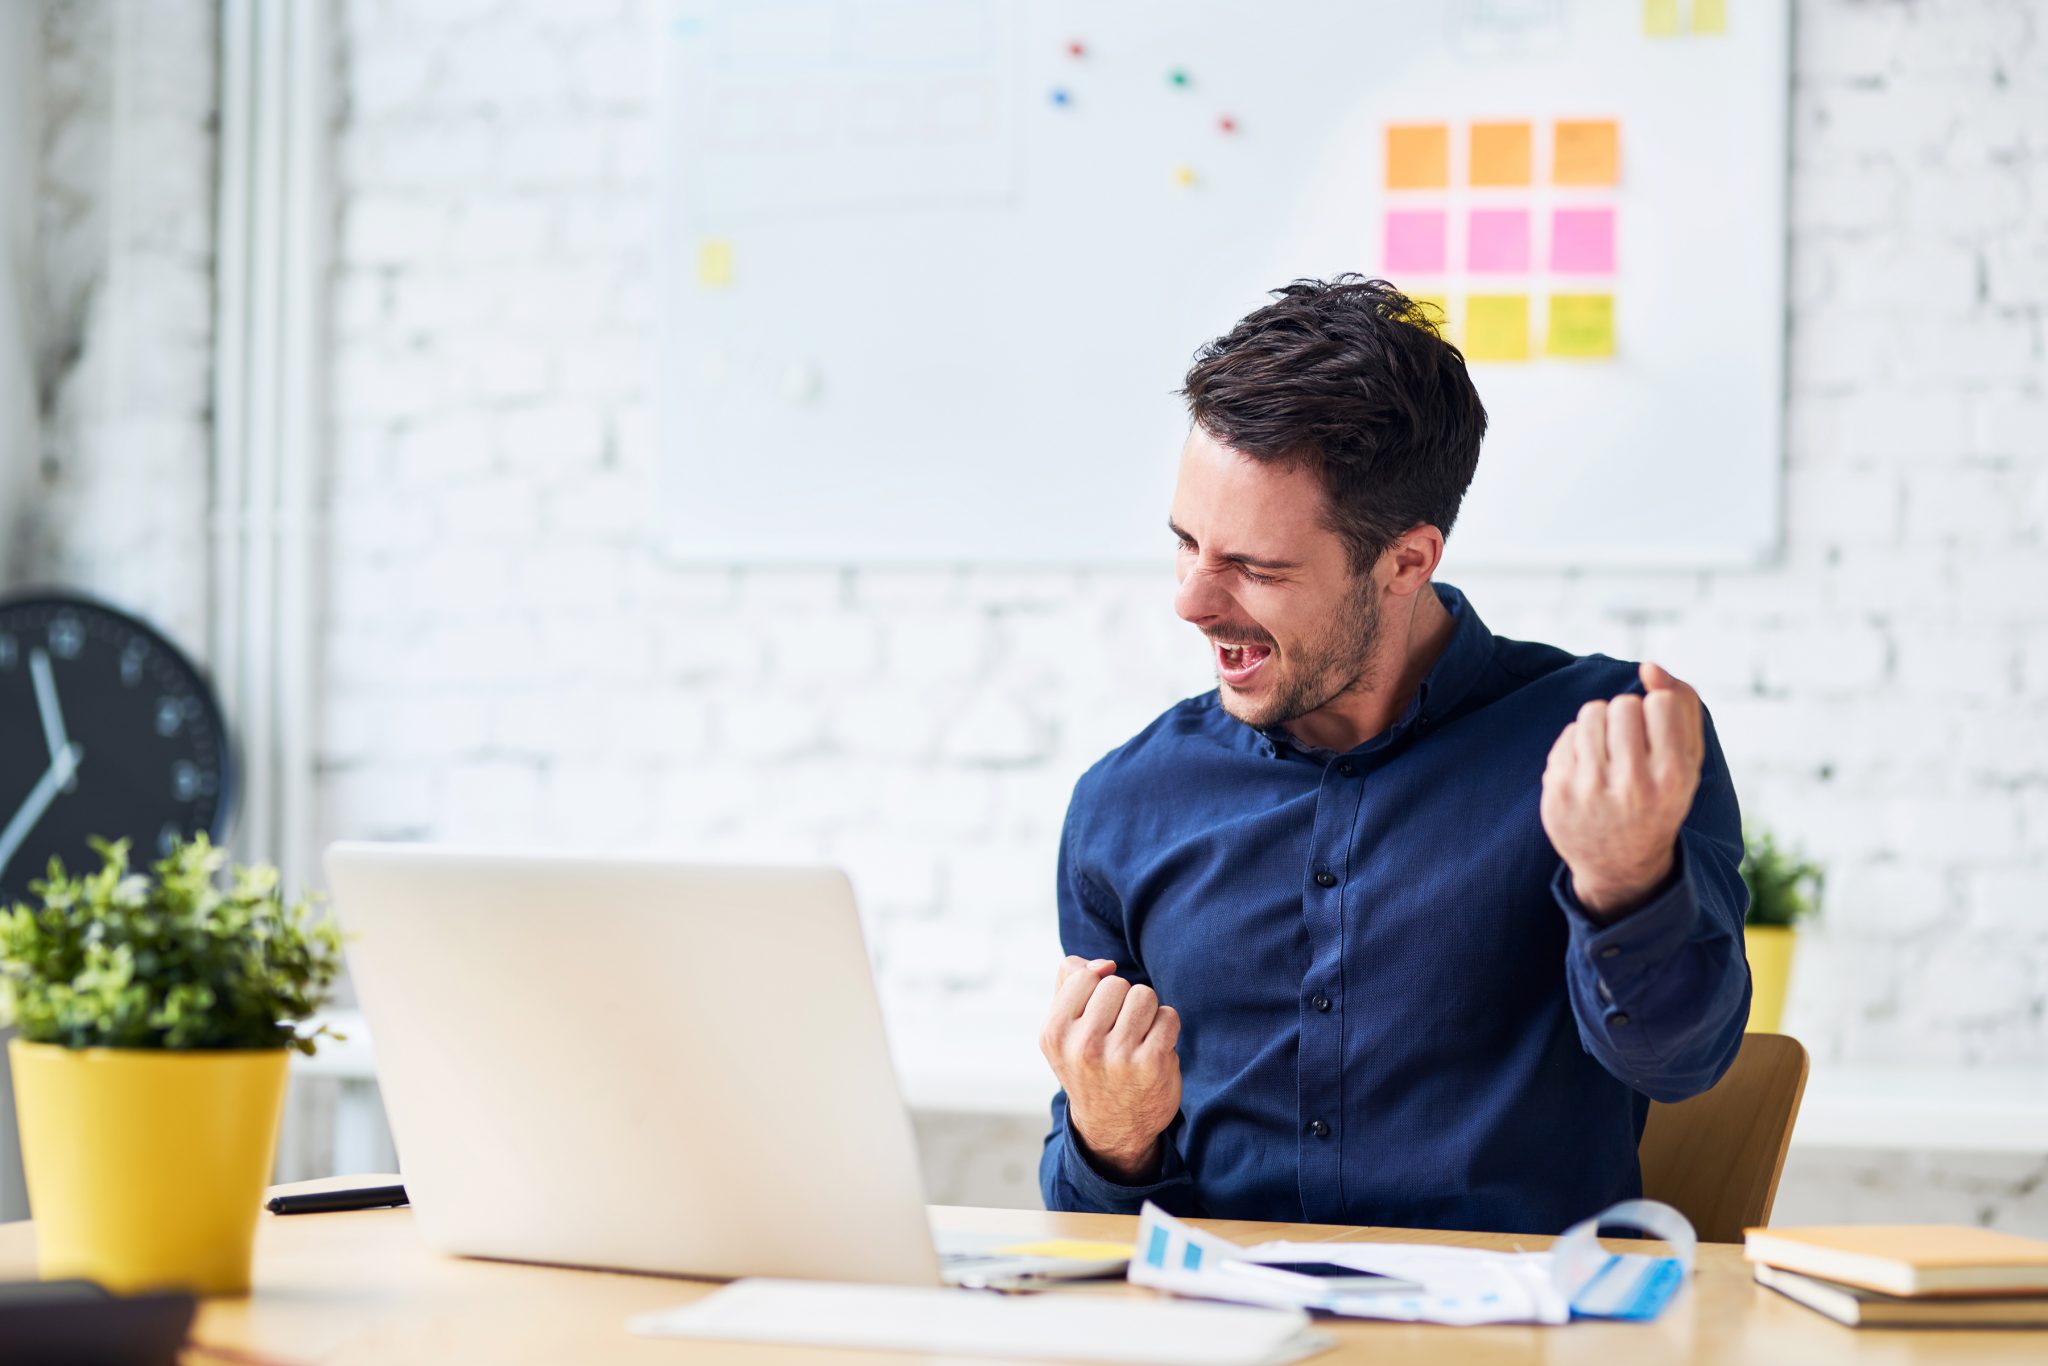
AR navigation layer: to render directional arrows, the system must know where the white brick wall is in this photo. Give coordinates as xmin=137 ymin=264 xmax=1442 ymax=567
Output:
xmin=20 ymin=0 xmax=215 ymax=648
xmin=19 ymin=0 xmax=2048 ymax=1221
xmin=318 ymin=0 xmax=2047 ymax=1076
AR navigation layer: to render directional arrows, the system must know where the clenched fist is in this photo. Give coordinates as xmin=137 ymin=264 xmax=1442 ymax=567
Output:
xmin=1040 ymin=956 xmax=1182 ymax=1182
xmin=1540 ymin=662 xmax=1707 ymax=919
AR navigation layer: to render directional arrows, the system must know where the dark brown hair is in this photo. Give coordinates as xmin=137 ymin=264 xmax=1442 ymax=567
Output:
xmin=1180 ymin=276 xmax=1488 ymax=573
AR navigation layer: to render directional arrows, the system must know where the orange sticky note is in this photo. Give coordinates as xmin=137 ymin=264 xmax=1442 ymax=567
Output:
xmin=1553 ymin=119 xmax=1620 ymax=186
xmin=1464 ymin=295 xmax=1530 ymax=362
xmin=1469 ymin=122 xmax=1532 ymax=187
xmin=1385 ymin=124 xmax=1449 ymax=189
xmin=1691 ymin=0 xmax=1728 ymax=34
xmin=1546 ymin=294 xmax=1616 ymax=359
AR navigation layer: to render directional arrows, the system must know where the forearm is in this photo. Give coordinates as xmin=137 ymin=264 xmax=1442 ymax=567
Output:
xmin=1557 ymin=836 xmax=1750 ymax=1102
xmin=1039 ymin=1093 xmax=1197 ymax=1215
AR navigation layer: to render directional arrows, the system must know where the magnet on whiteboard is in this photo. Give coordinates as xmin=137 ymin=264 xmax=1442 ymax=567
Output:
xmin=1168 ymin=67 xmax=1191 ymax=87
xmin=781 ymin=360 xmax=823 ymax=405
xmin=1218 ymin=115 xmax=1237 ymax=133
xmin=1050 ymin=87 xmax=1072 ymax=107
xmin=1067 ymin=40 xmax=1085 ymax=57
xmin=1173 ymin=165 xmax=1198 ymax=188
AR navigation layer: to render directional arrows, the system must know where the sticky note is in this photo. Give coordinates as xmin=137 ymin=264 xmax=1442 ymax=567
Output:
xmin=1383 ymin=210 xmax=1447 ymax=274
xmin=1409 ymin=292 xmax=1451 ymax=338
xmin=1550 ymin=208 xmax=1616 ymax=273
xmin=1469 ymin=121 xmax=1532 ymax=187
xmin=1553 ymin=119 xmax=1620 ymax=186
xmin=1643 ymin=0 xmax=1680 ymax=35
xmin=1385 ymin=124 xmax=1449 ymax=189
xmin=1463 ymin=295 xmax=1530 ymax=361
xmin=697 ymin=240 xmax=733 ymax=287
xmin=1547 ymin=293 xmax=1616 ymax=358
xmin=990 ymin=1239 xmax=1136 ymax=1260
xmin=1692 ymin=0 xmax=1728 ymax=33
xmin=1468 ymin=209 xmax=1531 ymax=273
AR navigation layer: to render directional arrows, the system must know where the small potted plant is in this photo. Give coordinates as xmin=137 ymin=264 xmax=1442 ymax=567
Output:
xmin=1740 ymin=828 xmax=1822 ymax=1034
xmin=0 ymin=834 xmax=342 ymax=1295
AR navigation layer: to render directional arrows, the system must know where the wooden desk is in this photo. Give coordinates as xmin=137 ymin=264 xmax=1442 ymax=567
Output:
xmin=3 ymin=1185 xmax=2042 ymax=1364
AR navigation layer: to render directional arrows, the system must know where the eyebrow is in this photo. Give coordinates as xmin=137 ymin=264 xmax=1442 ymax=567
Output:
xmin=1167 ymin=519 xmax=1302 ymax=572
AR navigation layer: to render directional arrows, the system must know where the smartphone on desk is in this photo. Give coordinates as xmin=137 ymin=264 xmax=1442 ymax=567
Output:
xmin=1222 ymin=1259 xmax=1424 ymax=1298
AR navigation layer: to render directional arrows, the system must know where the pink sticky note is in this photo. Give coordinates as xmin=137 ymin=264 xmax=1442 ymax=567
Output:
xmin=1383 ymin=210 xmax=1447 ymax=274
xmin=1551 ymin=208 xmax=1616 ymax=273
xmin=1467 ymin=209 xmax=1531 ymax=273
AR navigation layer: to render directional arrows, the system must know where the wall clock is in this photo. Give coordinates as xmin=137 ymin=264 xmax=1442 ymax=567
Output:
xmin=0 ymin=592 xmax=234 ymax=904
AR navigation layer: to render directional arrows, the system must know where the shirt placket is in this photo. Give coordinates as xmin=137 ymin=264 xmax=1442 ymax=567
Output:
xmin=1295 ymin=753 xmax=1363 ymax=1224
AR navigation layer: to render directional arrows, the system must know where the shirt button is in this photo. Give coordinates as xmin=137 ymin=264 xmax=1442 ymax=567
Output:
xmin=1599 ymin=946 xmax=1621 ymax=959
xmin=1337 ymin=761 xmax=1356 ymax=777
xmin=1312 ymin=994 xmax=1331 ymax=1012
xmin=1611 ymin=1013 xmax=1631 ymax=1027
xmin=1308 ymin=1119 xmax=1330 ymax=1138
xmin=1313 ymin=870 xmax=1338 ymax=888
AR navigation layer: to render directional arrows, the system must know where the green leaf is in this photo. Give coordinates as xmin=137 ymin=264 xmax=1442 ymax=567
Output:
xmin=0 ymin=833 xmax=344 ymax=1052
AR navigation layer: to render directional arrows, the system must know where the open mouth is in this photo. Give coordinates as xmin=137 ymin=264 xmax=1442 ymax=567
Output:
xmin=1214 ymin=639 xmax=1274 ymax=687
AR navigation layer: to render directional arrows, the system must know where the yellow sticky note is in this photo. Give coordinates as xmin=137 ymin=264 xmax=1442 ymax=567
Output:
xmin=697 ymin=239 xmax=733 ymax=287
xmin=1643 ymin=0 xmax=1680 ymax=36
xmin=1691 ymin=0 xmax=1728 ymax=34
xmin=1385 ymin=123 xmax=1449 ymax=189
xmin=1553 ymin=119 xmax=1620 ymax=186
xmin=1409 ymin=292 xmax=1452 ymax=341
xmin=1468 ymin=122 xmax=1532 ymax=187
xmin=1464 ymin=295 xmax=1530 ymax=362
xmin=1546 ymin=294 xmax=1616 ymax=359
xmin=990 ymin=1239 xmax=1136 ymax=1261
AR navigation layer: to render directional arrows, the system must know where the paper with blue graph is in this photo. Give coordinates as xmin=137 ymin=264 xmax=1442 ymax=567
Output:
xmin=1129 ymin=1198 xmax=1695 ymax=1326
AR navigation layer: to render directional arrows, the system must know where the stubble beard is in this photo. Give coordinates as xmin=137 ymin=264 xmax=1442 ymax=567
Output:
xmin=1217 ymin=579 xmax=1384 ymax=732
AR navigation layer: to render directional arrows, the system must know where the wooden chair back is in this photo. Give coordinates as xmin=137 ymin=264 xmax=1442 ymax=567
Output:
xmin=1638 ymin=1032 xmax=1809 ymax=1244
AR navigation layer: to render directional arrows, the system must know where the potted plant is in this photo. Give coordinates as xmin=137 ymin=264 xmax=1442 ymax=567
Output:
xmin=0 ymin=834 xmax=342 ymax=1295
xmin=1740 ymin=828 xmax=1822 ymax=1035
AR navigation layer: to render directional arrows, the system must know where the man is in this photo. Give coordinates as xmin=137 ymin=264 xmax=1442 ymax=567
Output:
xmin=1037 ymin=277 xmax=1749 ymax=1234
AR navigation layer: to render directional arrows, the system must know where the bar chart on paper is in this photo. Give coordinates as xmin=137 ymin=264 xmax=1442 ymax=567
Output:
xmin=657 ymin=0 xmax=1790 ymax=567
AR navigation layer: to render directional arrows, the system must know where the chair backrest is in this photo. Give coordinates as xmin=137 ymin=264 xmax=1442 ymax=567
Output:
xmin=1638 ymin=1032 xmax=1809 ymax=1244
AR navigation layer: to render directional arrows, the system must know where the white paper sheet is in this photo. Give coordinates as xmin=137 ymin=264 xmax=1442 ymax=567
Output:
xmin=629 ymin=1278 xmax=1335 ymax=1365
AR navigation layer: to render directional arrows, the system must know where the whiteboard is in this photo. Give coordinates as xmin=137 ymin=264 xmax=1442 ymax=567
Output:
xmin=657 ymin=0 xmax=1789 ymax=568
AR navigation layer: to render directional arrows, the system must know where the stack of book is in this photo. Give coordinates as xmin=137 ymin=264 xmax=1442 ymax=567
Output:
xmin=1744 ymin=1225 xmax=2048 ymax=1328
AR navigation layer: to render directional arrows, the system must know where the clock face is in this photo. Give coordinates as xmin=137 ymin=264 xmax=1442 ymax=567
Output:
xmin=0 ymin=594 xmax=234 ymax=906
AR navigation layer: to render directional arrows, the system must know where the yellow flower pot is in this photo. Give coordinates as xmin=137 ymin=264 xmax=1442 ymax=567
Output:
xmin=9 ymin=1039 xmax=289 ymax=1295
xmin=1744 ymin=925 xmax=1797 ymax=1035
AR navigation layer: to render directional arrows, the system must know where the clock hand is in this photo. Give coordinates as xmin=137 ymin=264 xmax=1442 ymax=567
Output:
xmin=28 ymin=648 xmax=75 ymax=792
xmin=0 ymin=742 xmax=82 ymax=885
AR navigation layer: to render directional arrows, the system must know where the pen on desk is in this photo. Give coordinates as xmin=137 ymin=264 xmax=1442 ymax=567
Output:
xmin=265 ymin=1183 xmax=409 ymax=1215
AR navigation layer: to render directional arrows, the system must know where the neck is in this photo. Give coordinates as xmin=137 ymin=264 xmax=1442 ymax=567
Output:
xmin=1284 ymin=584 xmax=1457 ymax=754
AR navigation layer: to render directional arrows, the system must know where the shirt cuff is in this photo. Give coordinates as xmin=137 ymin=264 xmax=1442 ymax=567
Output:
xmin=1553 ymin=841 xmax=1702 ymax=997
xmin=1058 ymin=1112 xmax=1194 ymax=1211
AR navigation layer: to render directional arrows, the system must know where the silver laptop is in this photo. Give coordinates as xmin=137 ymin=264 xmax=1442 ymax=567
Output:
xmin=324 ymin=843 xmax=1117 ymax=1289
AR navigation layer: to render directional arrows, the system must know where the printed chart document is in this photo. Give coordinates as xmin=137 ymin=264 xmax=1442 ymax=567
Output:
xmin=1129 ymin=1199 xmax=1694 ymax=1326
xmin=630 ymin=1278 xmax=1334 ymax=1365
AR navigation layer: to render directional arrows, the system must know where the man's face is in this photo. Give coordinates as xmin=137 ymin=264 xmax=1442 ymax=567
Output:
xmin=1170 ymin=428 xmax=1384 ymax=733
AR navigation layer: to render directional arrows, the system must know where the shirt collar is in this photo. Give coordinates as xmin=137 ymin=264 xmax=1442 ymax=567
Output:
xmin=1250 ymin=581 xmax=1495 ymax=760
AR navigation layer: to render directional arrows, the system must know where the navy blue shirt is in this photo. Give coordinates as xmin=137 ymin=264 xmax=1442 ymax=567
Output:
xmin=1039 ymin=584 xmax=1750 ymax=1234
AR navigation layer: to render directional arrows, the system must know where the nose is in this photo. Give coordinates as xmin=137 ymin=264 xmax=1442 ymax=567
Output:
xmin=1174 ymin=560 xmax=1232 ymax=627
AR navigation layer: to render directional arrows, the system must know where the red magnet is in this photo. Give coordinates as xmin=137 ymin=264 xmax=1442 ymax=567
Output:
xmin=1219 ymin=115 xmax=1237 ymax=133
xmin=1067 ymin=40 xmax=1085 ymax=57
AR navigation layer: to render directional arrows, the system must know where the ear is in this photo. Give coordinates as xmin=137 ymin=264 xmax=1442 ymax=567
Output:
xmin=1378 ymin=524 xmax=1445 ymax=598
